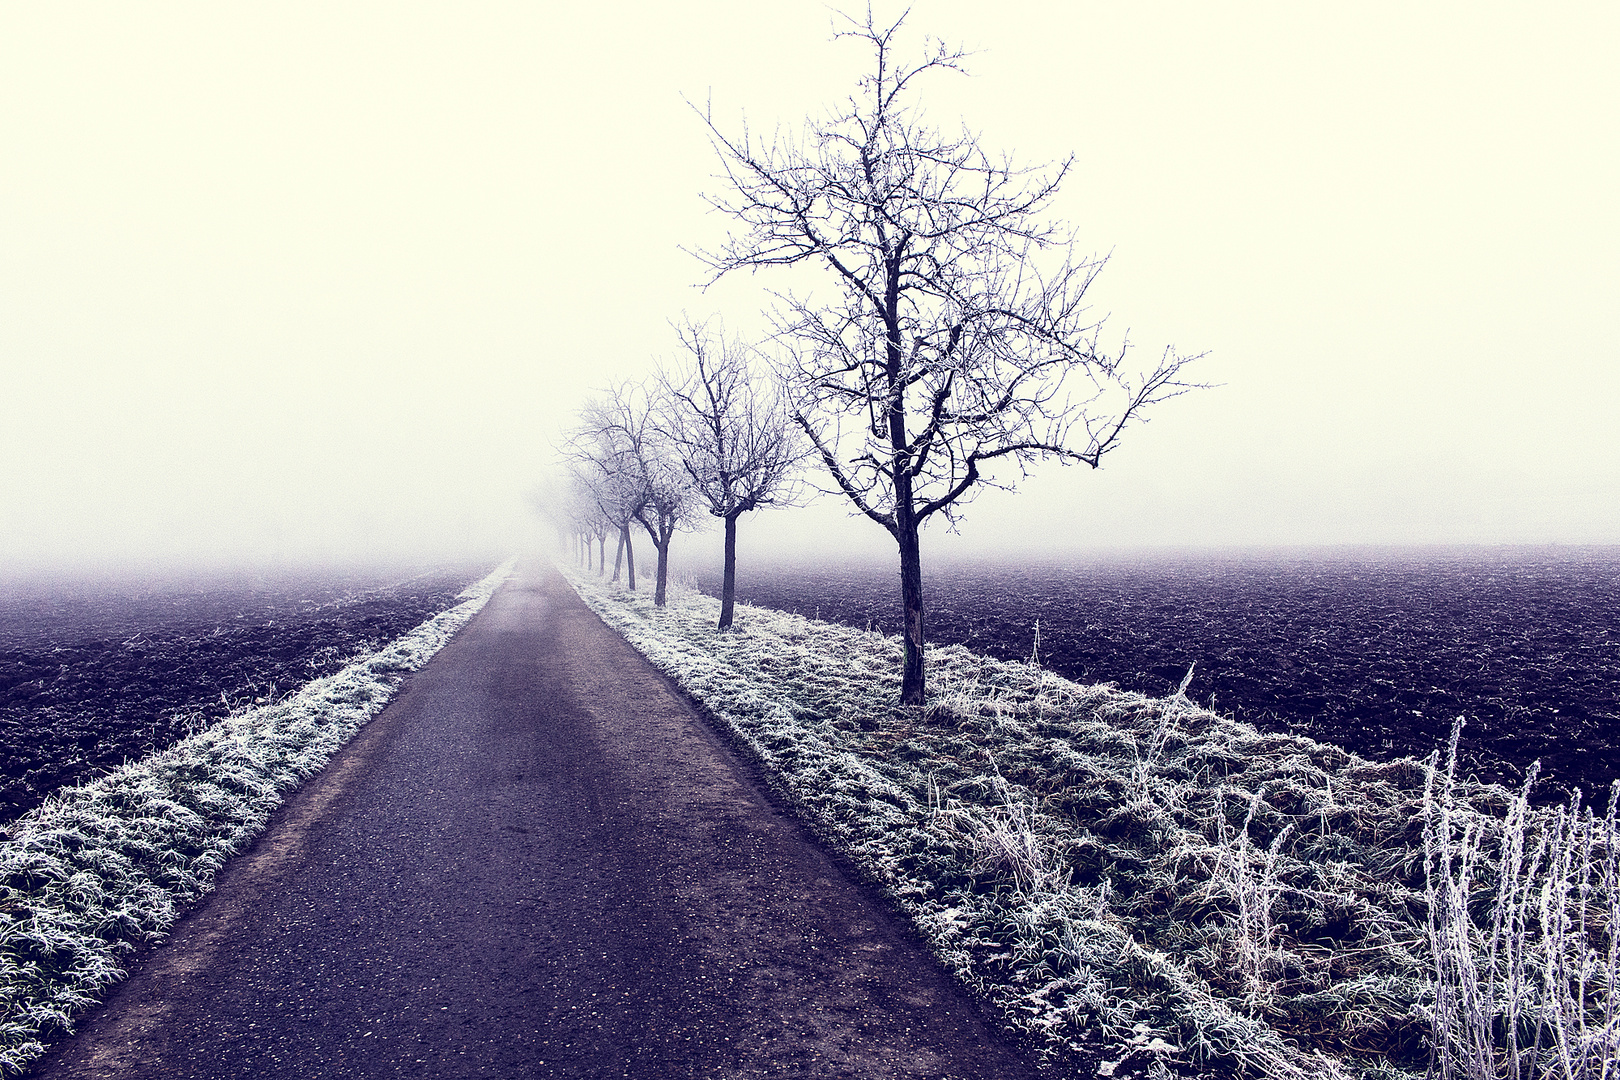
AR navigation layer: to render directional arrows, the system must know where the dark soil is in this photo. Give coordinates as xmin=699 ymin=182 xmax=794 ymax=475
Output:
xmin=0 ymin=564 xmax=490 ymax=824
xmin=697 ymin=546 xmax=1620 ymax=802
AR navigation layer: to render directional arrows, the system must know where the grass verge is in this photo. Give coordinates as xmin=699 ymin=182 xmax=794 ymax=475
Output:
xmin=0 ymin=560 xmax=513 ymax=1075
xmin=564 ymin=569 xmax=1617 ymax=1080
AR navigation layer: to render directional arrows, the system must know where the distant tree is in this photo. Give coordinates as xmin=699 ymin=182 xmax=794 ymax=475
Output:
xmin=599 ymin=480 xmax=638 ymax=587
xmin=660 ymin=319 xmax=802 ymax=630
xmin=572 ymin=384 xmax=701 ymax=607
xmin=693 ymin=10 xmax=1203 ymax=704
xmin=565 ymin=408 xmax=648 ymax=591
xmin=565 ymin=479 xmax=615 ymax=576
xmin=563 ymin=486 xmax=590 ymax=569
xmin=568 ymin=449 xmax=644 ymax=588
xmin=529 ymin=482 xmax=603 ymax=572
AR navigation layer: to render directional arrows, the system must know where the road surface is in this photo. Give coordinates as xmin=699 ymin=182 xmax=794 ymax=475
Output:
xmin=28 ymin=564 xmax=1037 ymax=1080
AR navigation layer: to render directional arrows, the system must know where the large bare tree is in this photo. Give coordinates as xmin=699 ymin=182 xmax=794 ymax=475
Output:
xmin=660 ymin=319 xmax=802 ymax=630
xmin=694 ymin=10 xmax=1203 ymax=705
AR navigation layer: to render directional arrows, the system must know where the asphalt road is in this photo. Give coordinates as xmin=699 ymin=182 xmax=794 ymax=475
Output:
xmin=28 ymin=564 xmax=1038 ymax=1080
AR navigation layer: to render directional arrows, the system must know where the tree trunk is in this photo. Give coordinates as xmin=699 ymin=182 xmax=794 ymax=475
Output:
xmin=598 ymin=535 xmax=607 ymax=577
xmin=887 ymin=315 xmax=926 ymax=705
xmin=613 ymin=527 xmax=625 ymax=582
xmin=623 ymin=525 xmax=636 ymax=591
xmin=653 ymin=539 xmax=670 ymax=606
xmin=896 ymin=514 xmax=925 ymax=705
xmin=718 ymin=513 xmax=739 ymax=630
xmin=585 ymin=534 xmax=593 ymax=571
xmin=637 ymin=513 xmax=676 ymax=608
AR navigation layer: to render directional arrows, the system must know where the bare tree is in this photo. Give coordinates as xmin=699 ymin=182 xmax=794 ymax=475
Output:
xmin=660 ymin=318 xmax=802 ymax=630
xmin=565 ymin=477 xmax=615 ymax=577
xmin=693 ymin=10 xmax=1203 ymax=704
xmin=572 ymin=384 xmax=701 ymax=607
xmin=565 ymin=407 xmax=648 ymax=591
xmin=529 ymin=480 xmax=606 ymax=572
xmin=583 ymin=456 xmax=644 ymax=586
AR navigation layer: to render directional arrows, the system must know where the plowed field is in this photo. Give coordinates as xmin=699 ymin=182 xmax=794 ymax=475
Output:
xmin=0 ymin=564 xmax=489 ymax=823
xmin=697 ymin=547 xmax=1620 ymax=801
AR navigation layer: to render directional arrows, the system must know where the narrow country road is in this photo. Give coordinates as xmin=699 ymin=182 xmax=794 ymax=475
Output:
xmin=28 ymin=564 xmax=1038 ymax=1080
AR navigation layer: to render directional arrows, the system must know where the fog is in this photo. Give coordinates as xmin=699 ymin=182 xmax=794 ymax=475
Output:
xmin=3 ymin=2 xmax=1616 ymax=579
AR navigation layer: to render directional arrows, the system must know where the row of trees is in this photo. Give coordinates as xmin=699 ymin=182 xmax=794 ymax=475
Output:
xmin=561 ymin=320 xmax=800 ymax=631
xmin=559 ymin=9 xmax=1202 ymax=705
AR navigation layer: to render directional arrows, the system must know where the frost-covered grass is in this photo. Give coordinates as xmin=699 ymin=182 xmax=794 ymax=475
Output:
xmin=0 ymin=560 xmax=512 ymax=1076
xmin=564 ymin=569 xmax=1618 ymax=1080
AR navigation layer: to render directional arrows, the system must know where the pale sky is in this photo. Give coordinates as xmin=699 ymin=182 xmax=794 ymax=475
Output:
xmin=2 ymin=1 xmax=1616 ymax=574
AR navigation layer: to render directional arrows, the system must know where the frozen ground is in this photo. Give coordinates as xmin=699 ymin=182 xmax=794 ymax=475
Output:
xmin=0 ymin=563 xmax=511 ymax=1075
xmin=0 ymin=566 xmax=491 ymax=823
xmin=570 ymin=567 xmax=1619 ymax=1080
xmin=696 ymin=548 xmax=1620 ymax=799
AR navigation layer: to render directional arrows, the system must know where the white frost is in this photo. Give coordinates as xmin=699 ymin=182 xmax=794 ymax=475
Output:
xmin=0 ymin=559 xmax=513 ymax=1074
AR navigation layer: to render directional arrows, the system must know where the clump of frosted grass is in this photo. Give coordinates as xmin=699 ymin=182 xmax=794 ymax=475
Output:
xmin=564 ymin=567 xmax=1617 ymax=1080
xmin=1423 ymin=717 xmax=1619 ymax=1080
xmin=0 ymin=561 xmax=512 ymax=1076
xmin=928 ymin=771 xmax=1067 ymax=895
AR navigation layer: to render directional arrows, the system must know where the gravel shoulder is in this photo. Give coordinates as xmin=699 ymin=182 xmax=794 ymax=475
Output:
xmin=25 ymin=564 xmax=1038 ymax=1080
